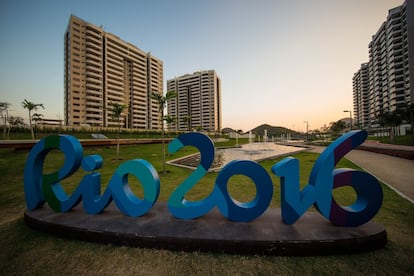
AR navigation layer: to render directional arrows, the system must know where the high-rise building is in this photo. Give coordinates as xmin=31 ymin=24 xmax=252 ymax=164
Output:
xmin=353 ymin=1 xmax=413 ymax=128
xmin=167 ymin=70 xmax=221 ymax=132
xmin=64 ymin=15 xmax=163 ymax=129
xmin=353 ymin=63 xmax=370 ymax=128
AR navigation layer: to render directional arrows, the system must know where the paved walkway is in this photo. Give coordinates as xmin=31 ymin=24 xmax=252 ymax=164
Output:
xmin=309 ymin=145 xmax=414 ymax=204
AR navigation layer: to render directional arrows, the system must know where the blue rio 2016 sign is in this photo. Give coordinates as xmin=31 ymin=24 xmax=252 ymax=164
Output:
xmin=24 ymin=130 xmax=383 ymax=227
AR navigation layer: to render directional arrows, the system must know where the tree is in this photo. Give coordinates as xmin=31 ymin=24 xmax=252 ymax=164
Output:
xmin=163 ymin=115 xmax=176 ymax=134
xmin=22 ymin=99 xmax=44 ymax=140
xmin=163 ymin=115 xmax=176 ymax=156
xmin=376 ymin=110 xmax=389 ymax=139
xmin=32 ymin=113 xmax=43 ymax=123
xmin=401 ymin=104 xmax=414 ymax=145
xmin=182 ymin=115 xmax=191 ymax=132
xmin=109 ymin=102 xmax=126 ymax=160
xmin=320 ymin=124 xmax=330 ymax=133
xmin=389 ymin=110 xmax=403 ymax=143
xmin=7 ymin=116 xmax=25 ymax=139
xmin=376 ymin=110 xmax=403 ymax=143
xmin=8 ymin=116 xmax=24 ymax=127
xmin=0 ymin=102 xmax=11 ymax=139
xmin=32 ymin=113 xmax=44 ymax=139
xmin=329 ymin=120 xmax=346 ymax=136
xmin=151 ymin=90 xmax=176 ymax=174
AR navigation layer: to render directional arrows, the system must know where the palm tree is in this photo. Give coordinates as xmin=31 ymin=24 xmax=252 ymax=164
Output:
xmin=151 ymin=90 xmax=176 ymax=174
xmin=22 ymin=99 xmax=44 ymax=140
xmin=182 ymin=115 xmax=191 ymax=132
xmin=163 ymin=115 xmax=176 ymax=135
xmin=163 ymin=115 xmax=176 ymax=157
xmin=31 ymin=113 xmax=44 ymax=139
xmin=109 ymin=102 xmax=126 ymax=160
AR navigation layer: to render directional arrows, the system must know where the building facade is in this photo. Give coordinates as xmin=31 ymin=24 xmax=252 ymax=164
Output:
xmin=64 ymin=15 xmax=163 ymax=129
xmin=167 ymin=70 xmax=221 ymax=132
xmin=353 ymin=1 xmax=413 ymax=128
xmin=353 ymin=63 xmax=370 ymax=128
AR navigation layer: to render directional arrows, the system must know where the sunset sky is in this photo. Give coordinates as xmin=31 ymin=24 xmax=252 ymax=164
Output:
xmin=0 ymin=0 xmax=404 ymax=132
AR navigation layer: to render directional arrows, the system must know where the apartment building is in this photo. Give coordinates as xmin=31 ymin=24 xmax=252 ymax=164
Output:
xmin=353 ymin=63 xmax=370 ymax=128
xmin=353 ymin=1 xmax=413 ymax=128
xmin=167 ymin=70 xmax=221 ymax=132
xmin=64 ymin=15 xmax=163 ymax=129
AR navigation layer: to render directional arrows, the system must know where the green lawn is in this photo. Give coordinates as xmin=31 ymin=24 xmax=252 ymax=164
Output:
xmin=368 ymin=134 xmax=414 ymax=146
xmin=0 ymin=139 xmax=413 ymax=275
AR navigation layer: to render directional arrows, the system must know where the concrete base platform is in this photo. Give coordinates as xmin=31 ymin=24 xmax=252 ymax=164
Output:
xmin=24 ymin=203 xmax=387 ymax=256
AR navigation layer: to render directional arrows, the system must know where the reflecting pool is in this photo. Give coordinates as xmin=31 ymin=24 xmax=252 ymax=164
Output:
xmin=168 ymin=142 xmax=308 ymax=172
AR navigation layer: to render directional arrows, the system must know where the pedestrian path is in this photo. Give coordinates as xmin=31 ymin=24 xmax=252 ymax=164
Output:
xmin=309 ymin=146 xmax=414 ymax=204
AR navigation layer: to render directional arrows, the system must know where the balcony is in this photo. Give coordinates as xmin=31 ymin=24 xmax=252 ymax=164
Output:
xmin=85 ymin=74 xmax=101 ymax=81
xmin=86 ymin=51 xmax=101 ymax=60
xmin=106 ymin=40 xmax=128 ymax=56
xmin=127 ymin=50 xmax=145 ymax=61
xmin=86 ymin=69 xmax=101 ymax=78
xmin=85 ymin=42 xmax=101 ymax=53
xmin=107 ymin=89 xmax=124 ymax=98
xmin=107 ymin=60 xmax=123 ymax=71
xmin=85 ymin=106 xmax=103 ymax=113
xmin=107 ymin=81 xmax=123 ymax=91
xmin=108 ymin=71 xmax=124 ymax=82
xmin=85 ymin=30 xmax=102 ymax=42
xmin=85 ymin=86 xmax=102 ymax=94
xmin=133 ymin=92 xmax=146 ymax=100
xmin=85 ymin=23 xmax=101 ymax=33
xmin=85 ymin=94 xmax=102 ymax=101
xmin=85 ymin=119 xmax=103 ymax=126
xmin=106 ymin=52 xmax=124 ymax=67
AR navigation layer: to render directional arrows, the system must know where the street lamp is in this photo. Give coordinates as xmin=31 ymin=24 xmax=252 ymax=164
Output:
xmin=343 ymin=110 xmax=352 ymax=130
xmin=304 ymin=121 xmax=309 ymax=141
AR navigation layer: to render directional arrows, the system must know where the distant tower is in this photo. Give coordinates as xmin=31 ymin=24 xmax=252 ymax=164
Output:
xmin=167 ymin=70 xmax=222 ymax=132
xmin=353 ymin=63 xmax=370 ymax=128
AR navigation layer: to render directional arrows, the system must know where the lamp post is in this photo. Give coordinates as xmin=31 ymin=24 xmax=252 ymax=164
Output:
xmin=343 ymin=110 xmax=352 ymax=130
xmin=304 ymin=121 xmax=309 ymax=141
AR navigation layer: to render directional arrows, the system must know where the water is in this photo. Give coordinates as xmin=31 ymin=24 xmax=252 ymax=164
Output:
xmin=168 ymin=142 xmax=307 ymax=172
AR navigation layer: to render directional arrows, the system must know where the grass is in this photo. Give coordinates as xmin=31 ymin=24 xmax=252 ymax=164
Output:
xmin=368 ymin=134 xmax=414 ymax=146
xmin=1 ymin=139 xmax=414 ymax=275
